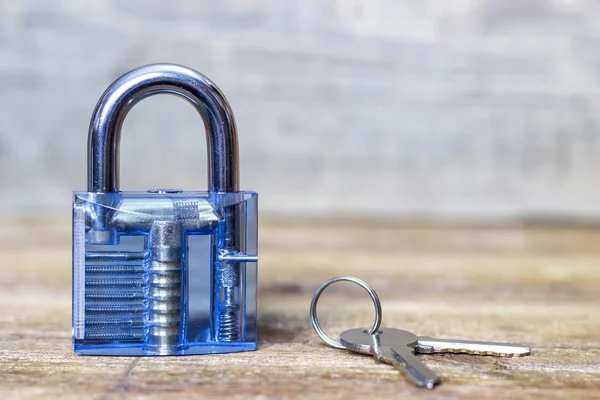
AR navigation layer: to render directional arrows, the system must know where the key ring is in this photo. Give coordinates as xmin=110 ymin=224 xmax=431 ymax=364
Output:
xmin=310 ymin=276 xmax=382 ymax=349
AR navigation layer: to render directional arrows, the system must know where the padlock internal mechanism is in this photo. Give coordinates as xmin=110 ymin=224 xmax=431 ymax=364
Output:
xmin=72 ymin=64 xmax=258 ymax=356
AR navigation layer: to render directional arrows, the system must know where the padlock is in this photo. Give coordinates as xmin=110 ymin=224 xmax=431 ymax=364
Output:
xmin=72 ymin=64 xmax=258 ymax=356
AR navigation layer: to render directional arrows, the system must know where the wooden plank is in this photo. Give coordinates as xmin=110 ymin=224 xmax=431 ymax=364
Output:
xmin=0 ymin=220 xmax=599 ymax=399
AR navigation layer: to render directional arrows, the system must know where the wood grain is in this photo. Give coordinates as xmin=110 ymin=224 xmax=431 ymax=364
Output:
xmin=0 ymin=219 xmax=599 ymax=399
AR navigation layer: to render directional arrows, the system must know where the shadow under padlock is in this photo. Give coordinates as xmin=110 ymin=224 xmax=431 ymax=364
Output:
xmin=72 ymin=64 xmax=258 ymax=356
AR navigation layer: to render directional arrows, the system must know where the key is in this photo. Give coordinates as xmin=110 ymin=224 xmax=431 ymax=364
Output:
xmin=340 ymin=327 xmax=531 ymax=389
xmin=341 ymin=328 xmax=440 ymax=389
xmin=309 ymin=276 xmax=532 ymax=389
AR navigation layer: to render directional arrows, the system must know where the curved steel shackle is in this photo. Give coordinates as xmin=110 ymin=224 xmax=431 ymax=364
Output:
xmin=87 ymin=63 xmax=239 ymax=193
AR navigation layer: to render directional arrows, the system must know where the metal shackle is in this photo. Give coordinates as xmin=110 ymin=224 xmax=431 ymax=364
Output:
xmin=87 ymin=63 xmax=239 ymax=193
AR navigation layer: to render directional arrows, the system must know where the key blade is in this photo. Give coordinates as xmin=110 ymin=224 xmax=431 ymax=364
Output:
xmin=416 ymin=336 xmax=531 ymax=357
xmin=381 ymin=347 xmax=440 ymax=389
xmin=341 ymin=328 xmax=440 ymax=389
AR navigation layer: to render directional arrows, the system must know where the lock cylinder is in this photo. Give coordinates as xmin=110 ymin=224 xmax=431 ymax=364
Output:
xmin=146 ymin=221 xmax=183 ymax=354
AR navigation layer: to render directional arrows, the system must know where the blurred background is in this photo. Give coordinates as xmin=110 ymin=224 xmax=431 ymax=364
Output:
xmin=1 ymin=0 xmax=599 ymax=222
xmin=2 ymin=3 xmax=600 ymax=396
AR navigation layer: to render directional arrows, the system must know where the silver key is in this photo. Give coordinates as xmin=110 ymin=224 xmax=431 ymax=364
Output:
xmin=310 ymin=277 xmax=532 ymax=389
xmin=340 ymin=327 xmax=531 ymax=389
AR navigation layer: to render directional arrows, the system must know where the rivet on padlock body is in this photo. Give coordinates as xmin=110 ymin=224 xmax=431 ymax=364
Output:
xmin=72 ymin=64 xmax=258 ymax=356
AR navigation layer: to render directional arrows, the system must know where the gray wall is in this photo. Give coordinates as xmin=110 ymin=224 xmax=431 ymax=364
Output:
xmin=1 ymin=0 xmax=600 ymax=220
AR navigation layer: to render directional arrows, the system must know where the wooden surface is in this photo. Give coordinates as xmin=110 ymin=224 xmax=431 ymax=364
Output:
xmin=1 ymin=220 xmax=599 ymax=399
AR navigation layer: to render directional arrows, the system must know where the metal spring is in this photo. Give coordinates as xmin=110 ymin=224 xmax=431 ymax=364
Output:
xmin=85 ymin=318 xmax=143 ymax=326
xmin=85 ymin=278 xmax=144 ymax=287
xmin=85 ymin=291 xmax=144 ymax=301
xmin=83 ymin=253 xmax=146 ymax=342
xmin=217 ymin=264 xmax=241 ymax=342
xmin=85 ymin=251 xmax=145 ymax=262
xmin=218 ymin=307 xmax=240 ymax=341
xmin=84 ymin=330 xmax=144 ymax=341
xmin=85 ymin=304 xmax=144 ymax=314
xmin=85 ymin=264 xmax=144 ymax=274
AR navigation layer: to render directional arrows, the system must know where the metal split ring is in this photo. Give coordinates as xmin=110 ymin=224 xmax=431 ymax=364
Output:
xmin=310 ymin=276 xmax=382 ymax=349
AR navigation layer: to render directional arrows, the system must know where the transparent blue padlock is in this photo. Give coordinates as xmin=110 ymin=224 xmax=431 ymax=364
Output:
xmin=72 ymin=64 xmax=258 ymax=356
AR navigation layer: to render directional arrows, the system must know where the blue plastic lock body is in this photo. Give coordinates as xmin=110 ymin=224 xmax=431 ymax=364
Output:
xmin=73 ymin=191 xmax=257 ymax=355
xmin=72 ymin=64 xmax=258 ymax=356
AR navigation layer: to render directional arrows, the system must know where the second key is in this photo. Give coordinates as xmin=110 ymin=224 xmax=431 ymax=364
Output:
xmin=340 ymin=327 xmax=531 ymax=389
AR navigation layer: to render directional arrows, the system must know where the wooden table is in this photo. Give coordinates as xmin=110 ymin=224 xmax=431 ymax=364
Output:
xmin=1 ymin=220 xmax=599 ymax=399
